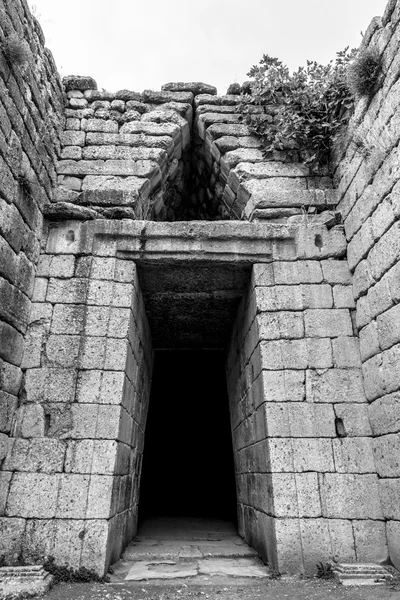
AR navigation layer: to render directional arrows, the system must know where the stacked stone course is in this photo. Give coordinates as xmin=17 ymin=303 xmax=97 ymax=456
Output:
xmin=0 ymin=0 xmax=64 ymax=488
xmin=54 ymin=77 xmax=337 ymax=225
xmin=2 ymin=220 xmax=153 ymax=571
xmin=226 ymin=253 xmax=385 ymax=573
xmin=334 ymin=0 xmax=400 ymax=568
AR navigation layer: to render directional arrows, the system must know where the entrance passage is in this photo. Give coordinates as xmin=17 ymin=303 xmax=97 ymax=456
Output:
xmin=139 ymin=349 xmax=237 ymax=524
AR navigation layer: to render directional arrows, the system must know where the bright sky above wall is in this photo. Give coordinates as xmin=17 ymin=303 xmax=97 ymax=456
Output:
xmin=28 ymin=0 xmax=388 ymax=95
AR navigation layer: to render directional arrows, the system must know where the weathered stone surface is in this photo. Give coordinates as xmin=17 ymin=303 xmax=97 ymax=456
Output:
xmin=43 ymin=202 xmax=101 ymax=220
xmin=162 ymin=82 xmax=217 ymax=95
xmin=319 ymin=473 xmax=383 ymax=519
xmin=63 ymin=75 xmax=97 ymax=91
xmin=6 ymin=473 xmax=60 ymax=518
xmin=306 ymin=368 xmax=366 ymax=403
xmin=80 ymin=176 xmax=152 ymax=205
xmin=4 ymin=439 xmax=65 ymax=473
xmin=58 ymin=159 xmax=162 ymax=178
xmin=143 ymin=90 xmax=194 ymax=104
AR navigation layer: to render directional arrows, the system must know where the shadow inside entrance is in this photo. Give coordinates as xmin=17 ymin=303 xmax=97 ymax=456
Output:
xmin=139 ymin=349 xmax=237 ymax=525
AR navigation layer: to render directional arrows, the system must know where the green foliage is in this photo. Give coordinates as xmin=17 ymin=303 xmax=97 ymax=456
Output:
xmin=240 ymin=49 xmax=357 ymax=171
xmin=43 ymin=556 xmax=110 ymax=584
xmin=316 ymin=561 xmax=335 ymax=579
xmin=1 ymin=33 xmax=30 ymax=67
xmin=347 ymin=48 xmax=382 ymax=97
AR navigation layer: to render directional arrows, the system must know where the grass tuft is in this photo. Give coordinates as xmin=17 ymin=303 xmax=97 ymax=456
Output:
xmin=347 ymin=48 xmax=382 ymax=98
xmin=1 ymin=33 xmax=30 ymax=67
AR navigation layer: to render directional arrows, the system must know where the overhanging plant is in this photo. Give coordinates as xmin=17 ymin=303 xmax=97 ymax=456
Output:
xmin=239 ymin=48 xmax=358 ymax=172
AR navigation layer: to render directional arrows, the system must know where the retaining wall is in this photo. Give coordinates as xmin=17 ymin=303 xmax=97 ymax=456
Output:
xmin=334 ymin=0 xmax=400 ymax=569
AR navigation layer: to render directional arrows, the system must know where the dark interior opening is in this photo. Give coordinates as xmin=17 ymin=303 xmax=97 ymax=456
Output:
xmin=139 ymin=348 xmax=237 ymax=524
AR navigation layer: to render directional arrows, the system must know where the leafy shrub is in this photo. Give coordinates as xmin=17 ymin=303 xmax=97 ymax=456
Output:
xmin=226 ymin=82 xmax=242 ymax=95
xmin=1 ymin=33 xmax=30 ymax=67
xmin=316 ymin=561 xmax=335 ymax=579
xmin=347 ymin=48 xmax=382 ymax=97
xmin=43 ymin=556 xmax=110 ymax=584
xmin=239 ymin=48 xmax=357 ymax=171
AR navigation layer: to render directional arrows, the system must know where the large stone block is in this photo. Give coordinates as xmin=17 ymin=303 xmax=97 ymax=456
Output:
xmin=332 ymin=438 xmax=376 ymax=473
xmin=51 ymin=304 xmax=86 ymax=334
xmin=368 ymin=221 xmax=400 ymax=281
xmin=14 ymin=404 xmax=45 ymax=438
xmin=377 ymin=303 xmax=400 ymax=350
xmin=379 ymin=479 xmax=400 ymax=519
xmin=96 ymin=405 xmax=122 ymax=440
xmin=332 ymin=285 xmax=355 ymax=308
xmin=78 ymin=336 xmax=106 ymax=369
xmin=359 ymin=320 xmax=380 ymax=361
xmin=52 ymin=519 xmax=84 ymax=569
xmin=25 ymin=367 xmax=77 ymax=404
xmin=3 ymin=438 xmax=66 ymax=473
xmin=0 ymin=472 xmax=12 ymax=515
xmin=292 ymin=439 xmax=335 ymax=472
xmin=373 ymin=434 xmax=400 ymax=477
xmin=104 ymin=338 xmax=130 ymax=370
xmin=260 ymin=339 xmax=332 ymax=370
xmin=0 ymin=391 xmax=18 ymax=434
xmin=80 ymin=519 xmax=110 ymax=574
xmin=328 ymin=519 xmax=357 ymax=563
xmin=0 ymin=321 xmax=24 ymax=366
xmin=332 ymin=337 xmax=362 ymax=367
xmin=369 ymin=392 xmax=400 ymax=435
xmin=333 ymin=403 xmax=372 ymax=436
xmin=68 ymin=404 xmax=98 ymax=439
xmin=6 ymin=473 xmax=60 ymax=518
xmin=321 ymin=261 xmax=352 ymax=284
xmin=299 ymin=519 xmax=332 ymax=573
xmin=23 ymin=519 xmax=56 ymax=562
xmin=353 ymin=520 xmax=388 ymax=563
xmin=47 ymin=278 xmax=89 ymax=304
xmin=86 ymin=476 xmax=114 ymax=518
xmin=304 ymin=309 xmax=353 ymax=338
xmin=56 ymin=474 xmax=90 ymax=518
xmin=319 ymin=473 xmax=383 ymax=519
xmin=45 ymin=334 xmax=81 ymax=367
xmin=255 ymin=284 xmax=332 ymax=311
xmin=295 ymin=473 xmax=322 ymax=517
xmin=0 ymin=517 xmax=25 ymax=559
xmin=367 ymin=276 xmax=393 ymax=319
xmin=258 ymin=370 xmax=305 ymax=405
xmin=0 ymin=359 xmax=23 ymax=396
xmin=257 ymin=312 xmax=304 ymax=340
xmin=387 ymin=521 xmax=400 ymax=571
xmin=274 ymin=518 xmax=304 ymax=574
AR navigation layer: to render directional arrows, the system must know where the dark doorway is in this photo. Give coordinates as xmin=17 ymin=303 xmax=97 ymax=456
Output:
xmin=139 ymin=349 xmax=237 ymax=524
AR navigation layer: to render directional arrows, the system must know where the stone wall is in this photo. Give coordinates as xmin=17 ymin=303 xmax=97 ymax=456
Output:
xmin=2 ymin=219 xmax=153 ymax=572
xmin=53 ymin=78 xmax=337 ymax=225
xmin=334 ymin=0 xmax=400 ymax=569
xmin=0 ymin=0 xmax=64 ymax=457
xmin=227 ymin=248 xmax=385 ymax=573
xmin=2 ymin=0 xmax=400 ymax=577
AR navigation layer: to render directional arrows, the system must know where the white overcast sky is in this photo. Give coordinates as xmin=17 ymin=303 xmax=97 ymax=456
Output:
xmin=28 ymin=0 xmax=388 ymax=95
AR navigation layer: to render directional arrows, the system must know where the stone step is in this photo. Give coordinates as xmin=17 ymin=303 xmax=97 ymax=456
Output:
xmin=120 ymin=557 xmax=270 ymax=581
xmin=333 ymin=563 xmax=393 ymax=586
xmin=124 ymin=543 xmax=257 ymax=562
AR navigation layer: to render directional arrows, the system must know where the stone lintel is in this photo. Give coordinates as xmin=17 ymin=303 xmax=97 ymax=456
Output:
xmin=45 ymin=220 xmax=296 ymax=263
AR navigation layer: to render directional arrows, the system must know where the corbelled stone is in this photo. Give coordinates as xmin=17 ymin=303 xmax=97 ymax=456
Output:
xmin=62 ymin=75 xmax=97 ymax=91
xmin=162 ymin=82 xmax=218 ymax=96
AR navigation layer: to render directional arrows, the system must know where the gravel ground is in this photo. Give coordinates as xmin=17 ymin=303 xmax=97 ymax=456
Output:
xmin=43 ymin=574 xmax=400 ymax=600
